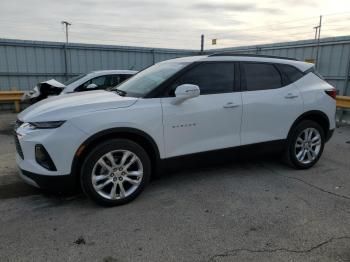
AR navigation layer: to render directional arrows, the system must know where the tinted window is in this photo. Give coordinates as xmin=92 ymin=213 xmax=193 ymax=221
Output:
xmin=243 ymin=63 xmax=282 ymax=91
xmin=278 ymin=64 xmax=304 ymax=83
xmin=171 ymin=62 xmax=235 ymax=95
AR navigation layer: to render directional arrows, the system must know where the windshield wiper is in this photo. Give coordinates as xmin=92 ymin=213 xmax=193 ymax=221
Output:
xmin=114 ymin=88 xmax=127 ymax=96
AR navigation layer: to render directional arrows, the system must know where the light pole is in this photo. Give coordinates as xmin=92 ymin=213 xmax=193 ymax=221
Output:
xmin=61 ymin=21 xmax=72 ymax=44
xmin=61 ymin=21 xmax=71 ymax=80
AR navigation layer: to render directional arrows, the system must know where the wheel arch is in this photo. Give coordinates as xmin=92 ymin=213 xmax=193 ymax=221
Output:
xmin=70 ymin=127 xmax=161 ymax=183
xmin=288 ymin=110 xmax=330 ymax=139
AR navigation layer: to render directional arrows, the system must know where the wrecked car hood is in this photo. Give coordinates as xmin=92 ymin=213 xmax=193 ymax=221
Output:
xmin=18 ymin=90 xmax=137 ymax=122
xmin=22 ymin=79 xmax=66 ymax=101
xmin=39 ymin=79 xmax=66 ymax=88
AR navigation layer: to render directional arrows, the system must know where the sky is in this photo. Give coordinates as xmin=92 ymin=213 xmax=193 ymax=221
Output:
xmin=0 ymin=0 xmax=350 ymax=50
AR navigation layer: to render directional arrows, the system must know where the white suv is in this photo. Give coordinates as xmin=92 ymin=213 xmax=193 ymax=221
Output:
xmin=15 ymin=54 xmax=336 ymax=206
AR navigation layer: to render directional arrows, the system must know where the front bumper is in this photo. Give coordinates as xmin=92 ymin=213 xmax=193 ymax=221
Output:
xmin=15 ymin=121 xmax=87 ymax=176
xmin=14 ymin=120 xmax=88 ymax=191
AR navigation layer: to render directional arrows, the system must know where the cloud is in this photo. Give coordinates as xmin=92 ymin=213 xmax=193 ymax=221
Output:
xmin=192 ymin=2 xmax=282 ymax=13
xmin=1 ymin=0 xmax=347 ymax=50
xmin=280 ymin=0 xmax=318 ymax=6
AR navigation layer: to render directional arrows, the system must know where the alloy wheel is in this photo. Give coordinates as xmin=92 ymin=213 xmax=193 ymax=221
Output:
xmin=294 ymin=127 xmax=322 ymax=164
xmin=91 ymin=150 xmax=143 ymax=200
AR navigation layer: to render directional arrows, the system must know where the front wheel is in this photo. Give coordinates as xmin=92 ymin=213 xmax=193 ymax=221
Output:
xmin=80 ymin=139 xmax=151 ymax=206
xmin=284 ymin=120 xmax=325 ymax=169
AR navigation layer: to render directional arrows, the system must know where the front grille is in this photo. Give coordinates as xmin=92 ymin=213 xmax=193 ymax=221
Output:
xmin=14 ymin=119 xmax=24 ymax=159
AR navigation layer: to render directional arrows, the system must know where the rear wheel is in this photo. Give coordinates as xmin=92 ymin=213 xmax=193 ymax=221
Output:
xmin=80 ymin=139 xmax=151 ymax=206
xmin=284 ymin=120 xmax=325 ymax=169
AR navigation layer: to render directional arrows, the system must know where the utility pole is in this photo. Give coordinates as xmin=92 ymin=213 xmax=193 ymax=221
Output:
xmin=314 ymin=15 xmax=322 ymax=69
xmin=61 ymin=21 xmax=71 ymax=80
xmin=200 ymin=34 xmax=204 ymax=53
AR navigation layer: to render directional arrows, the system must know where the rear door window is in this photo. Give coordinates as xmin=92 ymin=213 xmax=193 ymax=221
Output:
xmin=278 ymin=64 xmax=304 ymax=83
xmin=242 ymin=63 xmax=283 ymax=91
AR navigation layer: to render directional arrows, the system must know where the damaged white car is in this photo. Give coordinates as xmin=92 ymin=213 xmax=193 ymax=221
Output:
xmin=23 ymin=70 xmax=137 ymax=103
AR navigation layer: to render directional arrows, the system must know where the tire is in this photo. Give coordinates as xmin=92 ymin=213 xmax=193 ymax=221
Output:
xmin=284 ymin=120 xmax=325 ymax=169
xmin=80 ymin=138 xmax=151 ymax=206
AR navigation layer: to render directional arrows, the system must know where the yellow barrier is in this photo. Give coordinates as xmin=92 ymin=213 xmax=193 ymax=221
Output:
xmin=0 ymin=91 xmax=25 ymax=113
xmin=336 ymin=95 xmax=350 ymax=109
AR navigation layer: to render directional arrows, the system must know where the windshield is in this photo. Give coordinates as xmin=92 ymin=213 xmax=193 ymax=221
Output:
xmin=113 ymin=61 xmax=188 ymax=97
xmin=64 ymin=73 xmax=87 ymax=86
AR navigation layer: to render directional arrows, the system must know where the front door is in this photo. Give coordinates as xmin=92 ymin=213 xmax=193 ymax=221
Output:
xmin=161 ymin=62 xmax=242 ymax=158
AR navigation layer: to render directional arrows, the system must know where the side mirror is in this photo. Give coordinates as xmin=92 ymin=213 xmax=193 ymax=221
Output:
xmin=86 ymin=83 xmax=98 ymax=90
xmin=172 ymin=84 xmax=200 ymax=105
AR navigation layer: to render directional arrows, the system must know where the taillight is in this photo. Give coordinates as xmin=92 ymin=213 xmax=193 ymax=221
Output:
xmin=325 ymin=89 xmax=337 ymax=99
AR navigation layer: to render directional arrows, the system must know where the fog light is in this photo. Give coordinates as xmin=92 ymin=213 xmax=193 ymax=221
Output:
xmin=35 ymin=145 xmax=57 ymax=171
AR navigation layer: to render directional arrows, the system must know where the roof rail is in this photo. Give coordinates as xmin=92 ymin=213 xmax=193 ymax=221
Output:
xmin=208 ymin=52 xmax=298 ymax=61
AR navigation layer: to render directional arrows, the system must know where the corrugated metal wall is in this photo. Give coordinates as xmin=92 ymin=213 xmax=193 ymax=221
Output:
xmin=0 ymin=38 xmax=198 ymax=92
xmin=1 ymin=36 xmax=350 ymax=96
xmin=209 ymin=35 xmax=350 ymax=96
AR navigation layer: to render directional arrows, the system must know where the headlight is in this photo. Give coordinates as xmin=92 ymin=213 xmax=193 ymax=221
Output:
xmin=21 ymin=121 xmax=66 ymax=129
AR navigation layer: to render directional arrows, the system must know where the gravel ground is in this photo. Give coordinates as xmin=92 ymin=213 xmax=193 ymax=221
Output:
xmin=0 ymin=112 xmax=349 ymax=262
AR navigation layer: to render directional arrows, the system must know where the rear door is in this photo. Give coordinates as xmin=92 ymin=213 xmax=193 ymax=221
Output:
xmin=240 ymin=62 xmax=303 ymax=145
xmin=161 ymin=62 xmax=243 ymax=158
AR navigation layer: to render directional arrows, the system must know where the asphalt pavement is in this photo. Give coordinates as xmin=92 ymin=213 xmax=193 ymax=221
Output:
xmin=0 ymin=112 xmax=349 ymax=262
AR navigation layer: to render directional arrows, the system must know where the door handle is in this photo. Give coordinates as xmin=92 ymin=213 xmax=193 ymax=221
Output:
xmin=285 ymin=93 xmax=299 ymax=99
xmin=223 ymin=102 xmax=239 ymax=108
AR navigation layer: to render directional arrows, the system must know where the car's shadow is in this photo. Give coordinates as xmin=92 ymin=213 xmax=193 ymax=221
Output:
xmin=2 ymin=153 xmax=286 ymax=205
xmin=0 ymin=180 xmax=82 ymax=201
xmin=154 ymin=153 xmax=285 ymax=184
xmin=0 ymin=181 xmax=41 ymax=199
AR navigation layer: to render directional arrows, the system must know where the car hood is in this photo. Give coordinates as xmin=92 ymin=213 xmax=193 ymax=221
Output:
xmin=18 ymin=90 xmax=137 ymax=122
